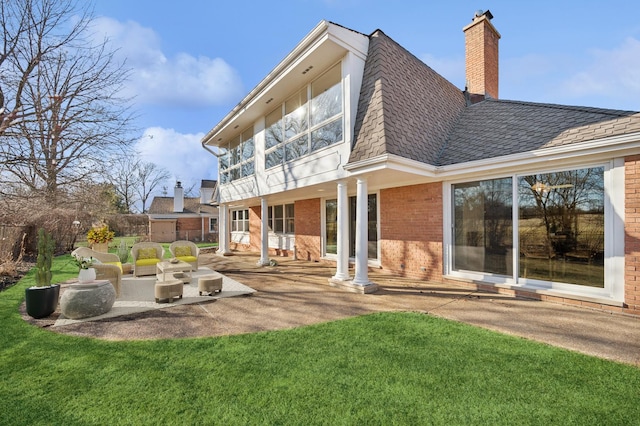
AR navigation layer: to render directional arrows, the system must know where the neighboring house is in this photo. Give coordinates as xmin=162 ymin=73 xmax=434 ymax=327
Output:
xmin=147 ymin=180 xmax=219 ymax=243
xmin=201 ymin=12 xmax=640 ymax=316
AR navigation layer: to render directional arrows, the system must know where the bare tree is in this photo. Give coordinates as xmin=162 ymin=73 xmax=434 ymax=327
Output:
xmin=0 ymin=0 xmax=90 ymax=136
xmin=136 ymin=162 xmax=171 ymax=213
xmin=1 ymin=3 xmax=135 ymax=206
xmin=108 ymin=156 xmax=142 ymax=213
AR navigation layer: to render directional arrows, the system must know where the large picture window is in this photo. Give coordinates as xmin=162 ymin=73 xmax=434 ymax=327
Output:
xmin=453 ymin=178 xmax=513 ymax=275
xmin=451 ymin=166 xmax=605 ymax=289
xmin=265 ymin=63 xmax=343 ymax=169
xmin=518 ymin=168 xmax=604 ymax=287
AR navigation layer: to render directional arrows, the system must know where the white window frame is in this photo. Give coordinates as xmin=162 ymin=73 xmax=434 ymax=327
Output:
xmin=209 ymin=217 xmax=218 ymax=233
xmin=268 ymin=203 xmax=295 ymax=235
xmin=443 ymin=159 xmax=624 ymax=303
xmin=231 ymin=209 xmax=249 ymax=233
xmin=219 ymin=127 xmax=255 ymax=184
xmin=265 ymin=62 xmax=343 ymax=170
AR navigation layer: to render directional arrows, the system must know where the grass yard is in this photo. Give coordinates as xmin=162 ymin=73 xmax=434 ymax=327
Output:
xmin=1 ymin=258 xmax=639 ymax=425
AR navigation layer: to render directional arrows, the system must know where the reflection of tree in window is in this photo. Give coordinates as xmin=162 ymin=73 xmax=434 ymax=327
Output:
xmin=220 ymin=128 xmax=255 ymax=182
xmin=311 ymin=119 xmax=342 ymax=151
xmin=452 ymin=178 xmax=512 ymax=275
xmin=265 ymin=108 xmax=283 ymax=150
xmin=285 ymin=89 xmax=308 ymax=140
xmin=311 ymin=64 xmax=342 ymax=126
xmin=519 ymin=167 xmax=604 ymax=287
xmin=265 ymin=62 xmax=343 ymax=169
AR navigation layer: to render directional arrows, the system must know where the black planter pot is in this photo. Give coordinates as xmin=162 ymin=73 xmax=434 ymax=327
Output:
xmin=25 ymin=284 xmax=60 ymax=319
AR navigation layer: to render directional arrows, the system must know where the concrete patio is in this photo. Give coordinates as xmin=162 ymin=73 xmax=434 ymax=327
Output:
xmin=35 ymin=250 xmax=640 ymax=367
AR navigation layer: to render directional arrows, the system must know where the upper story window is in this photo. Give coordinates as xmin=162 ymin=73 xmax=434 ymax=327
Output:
xmin=265 ymin=63 xmax=343 ymax=170
xmin=219 ymin=127 xmax=255 ymax=184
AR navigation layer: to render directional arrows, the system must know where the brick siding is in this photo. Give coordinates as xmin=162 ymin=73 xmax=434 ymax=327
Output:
xmin=293 ymin=198 xmax=322 ymax=261
xmin=379 ymin=183 xmax=443 ymax=280
xmin=625 ymin=155 xmax=640 ymax=315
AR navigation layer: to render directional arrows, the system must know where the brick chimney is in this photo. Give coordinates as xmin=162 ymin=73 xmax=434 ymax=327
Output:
xmin=463 ymin=10 xmax=500 ymax=103
xmin=173 ymin=181 xmax=184 ymax=213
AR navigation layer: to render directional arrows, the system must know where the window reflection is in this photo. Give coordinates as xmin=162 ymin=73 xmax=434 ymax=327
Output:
xmin=518 ymin=168 xmax=604 ymax=287
xmin=453 ymin=178 xmax=513 ymax=275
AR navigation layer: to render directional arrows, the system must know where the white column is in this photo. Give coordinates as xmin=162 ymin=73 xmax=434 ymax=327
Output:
xmin=332 ymin=180 xmax=350 ymax=281
xmin=217 ymin=204 xmax=231 ymax=255
xmin=352 ymin=177 xmax=372 ymax=286
xmin=258 ymin=197 xmax=270 ymax=266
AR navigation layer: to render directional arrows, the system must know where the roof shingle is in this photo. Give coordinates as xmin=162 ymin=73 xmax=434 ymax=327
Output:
xmin=438 ymin=100 xmax=640 ymax=165
xmin=349 ymin=30 xmax=466 ymax=165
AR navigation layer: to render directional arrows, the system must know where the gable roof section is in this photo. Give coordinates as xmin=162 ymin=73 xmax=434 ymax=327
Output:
xmin=349 ymin=30 xmax=466 ymax=165
xmin=438 ymin=99 xmax=640 ymax=166
xmin=148 ymin=197 xmax=217 ymax=215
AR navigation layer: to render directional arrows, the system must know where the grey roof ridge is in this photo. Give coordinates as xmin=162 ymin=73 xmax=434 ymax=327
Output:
xmin=482 ymin=97 xmax=640 ymax=117
xmin=434 ymin=97 xmax=640 ymax=165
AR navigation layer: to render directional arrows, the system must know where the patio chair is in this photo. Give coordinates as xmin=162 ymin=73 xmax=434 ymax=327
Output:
xmin=169 ymin=240 xmax=199 ymax=271
xmin=131 ymin=242 xmax=165 ymax=277
xmin=71 ymin=247 xmax=122 ymax=297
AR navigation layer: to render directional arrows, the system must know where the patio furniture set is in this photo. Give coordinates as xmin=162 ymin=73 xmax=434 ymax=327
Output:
xmin=63 ymin=241 xmax=222 ymax=319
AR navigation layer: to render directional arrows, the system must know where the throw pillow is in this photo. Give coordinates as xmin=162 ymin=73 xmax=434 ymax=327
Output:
xmin=138 ymin=247 xmax=157 ymax=260
xmin=174 ymin=246 xmax=191 ymax=257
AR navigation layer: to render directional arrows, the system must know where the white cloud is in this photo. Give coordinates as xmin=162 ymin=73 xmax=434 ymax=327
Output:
xmin=91 ymin=17 xmax=243 ymax=107
xmin=135 ymin=127 xmax=218 ymax=192
xmin=560 ymin=37 xmax=640 ymax=101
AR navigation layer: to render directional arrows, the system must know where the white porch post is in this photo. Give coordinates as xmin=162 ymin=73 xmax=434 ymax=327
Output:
xmin=352 ymin=177 xmax=374 ymax=287
xmin=258 ymin=197 xmax=270 ymax=266
xmin=332 ymin=180 xmax=350 ymax=281
xmin=217 ymin=204 xmax=231 ymax=255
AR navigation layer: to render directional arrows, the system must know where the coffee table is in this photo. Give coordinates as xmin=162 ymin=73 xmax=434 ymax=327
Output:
xmin=156 ymin=260 xmax=192 ymax=283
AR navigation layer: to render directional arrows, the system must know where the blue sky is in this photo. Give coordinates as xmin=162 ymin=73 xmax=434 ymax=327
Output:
xmin=90 ymin=0 xmax=640 ymax=194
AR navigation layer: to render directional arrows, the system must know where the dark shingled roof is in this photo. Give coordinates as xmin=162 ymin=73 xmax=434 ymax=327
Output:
xmin=438 ymin=100 xmax=640 ymax=165
xmin=349 ymin=30 xmax=466 ymax=165
xmin=349 ymin=29 xmax=640 ymax=168
xmin=148 ymin=197 xmax=217 ymax=215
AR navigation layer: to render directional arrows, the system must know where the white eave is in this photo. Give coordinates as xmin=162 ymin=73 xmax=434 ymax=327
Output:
xmin=202 ymin=20 xmax=369 ymax=148
xmin=344 ymin=131 xmax=640 ymax=185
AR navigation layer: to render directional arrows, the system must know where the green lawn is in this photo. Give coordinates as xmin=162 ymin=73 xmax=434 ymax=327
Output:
xmin=1 ymin=259 xmax=639 ymax=425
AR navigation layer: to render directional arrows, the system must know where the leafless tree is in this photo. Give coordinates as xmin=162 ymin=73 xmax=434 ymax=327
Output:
xmin=108 ymin=156 xmax=142 ymax=213
xmin=0 ymin=0 xmax=135 ymax=207
xmin=0 ymin=0 xmax=88 ymax=136
xmin=136 ymin=162 xmax=171 ymax=213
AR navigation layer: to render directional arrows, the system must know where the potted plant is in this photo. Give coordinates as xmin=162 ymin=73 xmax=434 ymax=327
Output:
xmin=86 ymin=224 xmax=115 ymax=253
xmin=116 ymin=240 xmax=132 ymax=274
xmin=25 ymin=228 xmax=60 ymax=319
xmin=73 ymin=253 xmax=96 ymax=283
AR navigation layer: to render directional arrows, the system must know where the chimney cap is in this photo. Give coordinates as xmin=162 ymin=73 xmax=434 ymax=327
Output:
xmin=473 ymin=9 xmax=493 ymax=20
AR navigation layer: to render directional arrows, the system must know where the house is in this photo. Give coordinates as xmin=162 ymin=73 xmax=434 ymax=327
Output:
xmin=147 ymin=180 xmax=219 ymax=243
xmin=201 ymin=12 xmax=640 ymax=316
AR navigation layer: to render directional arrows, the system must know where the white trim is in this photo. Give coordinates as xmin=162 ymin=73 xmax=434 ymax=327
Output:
xmin=443 ymin=160 xmax=625 ymax=303
xmin=346 ymin=132 xmax=640 ymax=181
